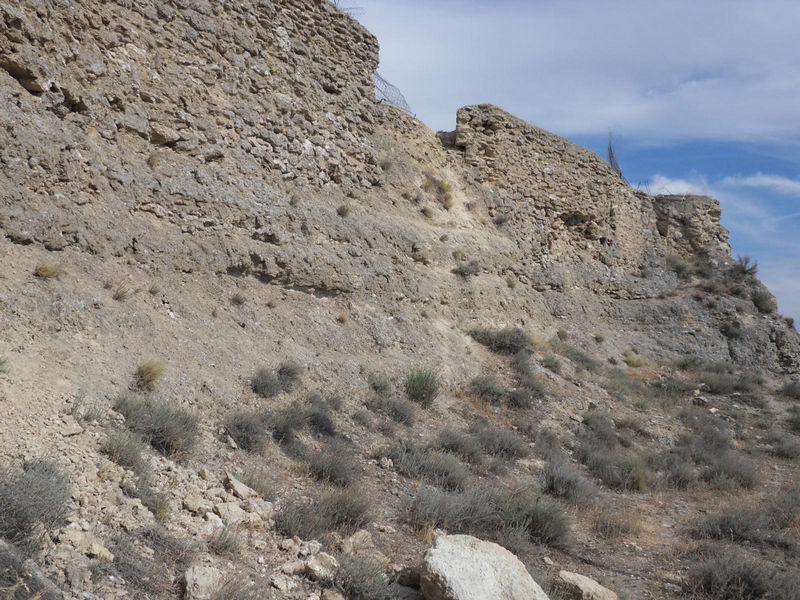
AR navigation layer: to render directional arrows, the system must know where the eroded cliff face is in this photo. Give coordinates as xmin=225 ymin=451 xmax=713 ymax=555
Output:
xmin=1 ymin=0 xmax=797 ymax=379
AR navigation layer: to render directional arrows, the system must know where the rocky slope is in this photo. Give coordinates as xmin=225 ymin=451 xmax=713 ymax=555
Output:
xmin=1 ymin=2 xmax=799 ymax=600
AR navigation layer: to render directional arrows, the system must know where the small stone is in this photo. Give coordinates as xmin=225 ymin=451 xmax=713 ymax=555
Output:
xmin=60 ymin=416 xmax=84 ymax=437
xmin=299 ymin=540 xmax=322 ymax=556
xmin=304 ymin=552 xmax=338 ymax=580
xmin=224 ymin=472 xmax=257 ymax=500
xmin=280 ymin=561 xmax=305 ymax=575
xmin=557 ymin=570 xmax=618 ymax=600
xmin=213 ymin=502 xmax=248 ymax=524
xmin=184 ymin=565 xmax=222 ymax=600
xmin=183 ymin=495 xmax=212 ymax=515
xmin=321 ymin=591 xmax=345 ymax=600
xmin=270 ymin=573 xmax=297 ymax=591
xmin=543 ymin=556 xmax=555 ymax=566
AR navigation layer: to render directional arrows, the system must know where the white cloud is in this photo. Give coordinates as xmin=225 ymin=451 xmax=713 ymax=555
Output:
xmin=646 ymin=174 xmax=709 ymax=196
xmin=720 ymin=173 xmax=800 ymax=197
xmin=357 ymin=0 xmax=800 ymax=142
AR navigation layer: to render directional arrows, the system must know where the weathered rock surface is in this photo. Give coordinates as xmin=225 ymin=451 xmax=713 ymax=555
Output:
xmin=420 ymin=534 xmax=549 ymax=600
xmin=557 ymin=570 xmax=619 ymax=600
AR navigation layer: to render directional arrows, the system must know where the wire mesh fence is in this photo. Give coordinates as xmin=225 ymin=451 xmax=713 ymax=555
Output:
xmin=373 ymin=71 xmax=413 ymax=115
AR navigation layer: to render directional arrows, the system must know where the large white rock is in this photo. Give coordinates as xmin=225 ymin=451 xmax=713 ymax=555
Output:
xmin=420 ymin=534 xmax=549 ymax=600
xmin=557 ymin=570 xmax=618 ymax=600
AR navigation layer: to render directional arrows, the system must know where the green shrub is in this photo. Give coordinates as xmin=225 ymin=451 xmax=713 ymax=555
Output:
xmin=542 ymin=355 xmax=561 ymax=373
xmin=690 ymin=504 xmax=791 ymax=548
xmin=275 ymin=489 xmax=370 ymax=539
xmin=405 ymin=368 xmax=440 ymax=408
xmin=0 ymin=461 xmax=71 ymax=549
xmin=767 ymin=434 xmax=800 ymax=459
xmin=223 ymin=411 xmax=268 ymax=452
xmin=702 ymin=451 xmax=758 ymax=489
xmin=381 ymin=441 xmax=468 ymax=490
xmin=470 ymin=375 xmax=507 ymax=405
xmin=115 ymin=393 xmax=198 ymax=459
xmin=468 ymin=327 xmax=531 ymax=355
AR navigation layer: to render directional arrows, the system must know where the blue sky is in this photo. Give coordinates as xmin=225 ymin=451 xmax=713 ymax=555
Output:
xmin=354 ymin=0 xmax=800 ymax=322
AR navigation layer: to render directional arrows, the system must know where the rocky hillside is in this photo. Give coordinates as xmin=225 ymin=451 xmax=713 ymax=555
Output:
xmin=1 ymin=2 xmax=799 ymax=600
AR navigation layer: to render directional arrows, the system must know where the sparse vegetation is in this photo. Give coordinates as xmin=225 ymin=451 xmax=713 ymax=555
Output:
xmin=590 ymin=502 xmax=638 ymax=539
xmin=115 ymin=393 xmax=198 ymax=459
xmin=381 ymin=440 xmax=468 ymax=490
xmin=224 ymin=411 xmax=269 ymax=452
xmin=471 ymin=422 xmax=529 ymax=460
xmin=277 ymin=361 xmax=301 ymax=392
xmin=406 ymin=485 xmax=570 ymax=550
xmin=577 ymin=412 xmax=649 ymax=491
xmin=307 ymin=439 xmax=360 ymax=486
xmin=101 ymin=430 xmax=149 ymax=474
xmin=452 ymin=260 xmax=480 ymax=278
xmin=209 ymin=525 xmax=243 ymax=556
xmin=135 ymin=359 xmax=165 ymax=391
xmin=33 ymin=262 xmax=63 ymax=279
xmin=684 ymin=546 xmax=795 ymax=600
xmin=366 ymin=394 xmax=415 ymax=426
xmin=469 ymin=327 xmax=531 ymax=355
xmin=470 ymin=374 xmax=507 ymax=405
xmin=788 ymin=406 xmax=800 ymax=434
xmin=779 ymin=381 xmax=800 ymax=400
xmin=729 ymin=255 xmax=758 ymax=279
xmin=251 ymin=367 xmax=281 ymax=398
xmin=422 ymin=174 xmax=453 ymax=208
xmin=0 ymin=460 xmax=71 ymax=549
xmin=275 ymin=489 xmax=370 ymax=539
xmin=752 ymin=290 xmax=777 ymax=313
xmin=230 ymin=292 xmax=246 ymax=306
xmin=368 ymin=373 xmax=393 ymax=396
xmin=542 ymin=355 xmax=562 ymax=374
xmin=436 ymin=429 xmax=484 ymax=466
xmin=113 ymin=282 xmax=135 ymax=301
xmin=404 ymin=367 xmax=440 ymax=408
xmin=332 ymin=553 xmax=393 ymax=600
xmin=542 ymin=459 xmax=595 ymax=504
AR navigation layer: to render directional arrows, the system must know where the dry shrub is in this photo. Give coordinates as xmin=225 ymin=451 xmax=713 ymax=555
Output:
xmin=381 ymin=440 xmax=468 ymax=491
xmin=33 ymin=262 xmax=63 ymax=279
xmin=469 ymin=327 xmax=531 ymax=355
xmin=114 ymin=393 xmax=198 ymax=460
xmin=542 ymin=459 xmax=595 ymax=505
xmin=406 ymin=485 xmax=570 ymax=551
xmin=275 ymin=489 xmax=370 ymax=539
xmin=223 ymin=411 xmax=269 ymax=453
xmin=306 ymin=439 xmax=360 ymax=486
xmin=135 ymin=360 xmax=165 ymax=391
xmin=0 ymin=461 xmax=71 ymax=550
xmin=590 ymin=502 xmax=640 ymax=539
